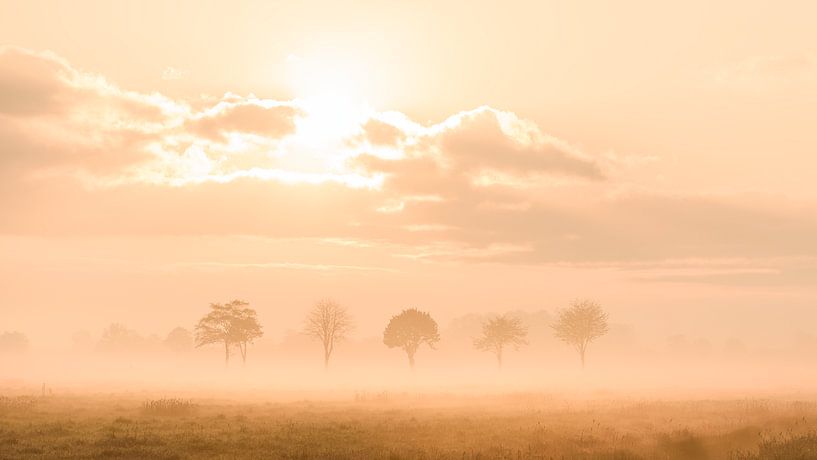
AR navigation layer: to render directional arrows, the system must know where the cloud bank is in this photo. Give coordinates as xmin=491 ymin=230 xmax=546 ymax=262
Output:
xmin=3 ymin=46 xmax=817 ymax=278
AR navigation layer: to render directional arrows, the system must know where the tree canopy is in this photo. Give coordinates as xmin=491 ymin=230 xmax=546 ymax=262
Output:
xmin=194 ymin=300 xmax=263 ymax=365
xmin=474 ymin=315 xmax=528 ymax=368
xmin=551 ymin=299 xmax=609 ymax=368
xmin=383 ymin=308 xmax=440 ymax=369
xmin=164 ymin=327 xmax=193 ymax=352
xmin=304 ymin=299 xmax=353 ymax=370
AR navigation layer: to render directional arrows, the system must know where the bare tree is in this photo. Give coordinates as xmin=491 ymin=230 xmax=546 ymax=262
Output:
xmin=383 ymin=308 xmax=440 ymax=369
xmin=194 ymin=300 xmax=263 ymax=366
xmin=551 ymin=299 xmax=609 ymax=368
xmin=304 ymin=299 xmax=354 ymax=370
xmin=474 ymin=315 xmax=528 ymax=369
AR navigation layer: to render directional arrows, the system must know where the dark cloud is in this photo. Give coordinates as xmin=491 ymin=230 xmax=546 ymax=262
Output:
xmin=187 ymin=101 xmax=300 ymax=142
xmin=437 ymin=107 xmax=604 ymax=179
xmin=351 ymin=108 xmax=604 ymax=213
xmin=362 ymin=119 xmax=405 ymax=146
xmin=0 ymin=47 xmax=174 ymax=175
xmin=0 ymin=113 xmax=158 ymax=177
xmin=392 ymin=193 xmax=817 ymax=264
xmin=0 ymin=47 xmax=76 ymax=116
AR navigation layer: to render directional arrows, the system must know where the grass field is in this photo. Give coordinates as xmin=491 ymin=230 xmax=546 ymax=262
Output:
xmin=2 ymin=392 xmax=817 ymax=459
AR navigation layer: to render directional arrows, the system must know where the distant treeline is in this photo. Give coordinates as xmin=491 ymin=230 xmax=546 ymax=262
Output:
xmin=1 ymin=299 xmax=612 ymax=370
xmin=191 ymin=298 xmax=609 ymax=369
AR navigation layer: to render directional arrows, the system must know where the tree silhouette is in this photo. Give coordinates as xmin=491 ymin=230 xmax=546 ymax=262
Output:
xmin=474 ymin=315 xmax=528 ymax=369
xmin=164 ymin=327 xmax=193 ymax=352
xmin=194 ymin=300 xmax=263 ymax=366
xmin=71 ymin=330 xmax=93 ymax=352
xmin=96 ymin=323 xmax=143 ymax=353
xmin=304 ymin=299 xmax=353 ymax=370
xmin=0 ymin=331 xmax=29 ymax=354
xmin=383 ymin=308 xmax=440 ymax=369
xmin=194 ymin=304 xmax=234 ymax=365
xmin=232 ymin=305 xmax=264 ymax=364
xmin=551 ymin=299 xmax=609 ymax=368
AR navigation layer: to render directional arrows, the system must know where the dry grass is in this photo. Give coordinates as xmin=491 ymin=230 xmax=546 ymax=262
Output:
xmin=0 ymin=395 xmax=39 ymax=411
xmin=142 ymin=398 xmax=198 ymax=417
xmin=1 ymin=393 xmax=816 ymax=458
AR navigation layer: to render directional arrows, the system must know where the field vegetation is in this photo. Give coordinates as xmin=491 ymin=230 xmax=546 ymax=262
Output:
xmin=2 ymin=392 xmax=817 ymax=459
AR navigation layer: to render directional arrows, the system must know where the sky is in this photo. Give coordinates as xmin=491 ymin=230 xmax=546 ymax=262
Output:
xmin=1 ymin=0 xmax=817 ymax=347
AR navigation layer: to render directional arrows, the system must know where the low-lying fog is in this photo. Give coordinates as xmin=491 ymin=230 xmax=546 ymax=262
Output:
xmin=3 ymin=309 xmax=816 ymax=398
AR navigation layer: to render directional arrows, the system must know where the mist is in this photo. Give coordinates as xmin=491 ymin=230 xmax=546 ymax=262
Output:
xmin=4 ymin=300 xmax=816 ymax=397
xmin=4 ymin=0 xmax=817 ymax=457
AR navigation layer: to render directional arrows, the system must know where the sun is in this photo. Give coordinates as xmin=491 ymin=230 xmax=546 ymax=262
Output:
xmin=286 ymin=53 xmax=372 ymax=140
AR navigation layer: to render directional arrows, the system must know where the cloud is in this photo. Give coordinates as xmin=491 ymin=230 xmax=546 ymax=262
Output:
xmin=350 ymin=107 xmax=603 ymax=212
xmin=354 ymin=106 xmax=603 ymax=183
xmin=627 ymin=257 xmax=817 ymax=287
xmin=0 ymin=47 xmax=75 ymax=116
xmin=185 ymin=96 xmax=300 ymax=142
xmin=436 ymin=107 xmax=603 ymax=179
xmin=3 ymin=47 xmax=817 ymax=280
xmin=170 ymin=261 xmax=397 ymax=273
xmin=0 ymin=46 xmax=181 ymax=177
xmin=1 ymin=48 xmax=603 ymax=191
xmin=362 ymin=118 xmax=405 ymax=146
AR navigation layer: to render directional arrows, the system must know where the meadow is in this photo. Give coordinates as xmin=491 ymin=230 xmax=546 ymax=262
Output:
xmin=2 ymin=392 xmax=817 ymax=459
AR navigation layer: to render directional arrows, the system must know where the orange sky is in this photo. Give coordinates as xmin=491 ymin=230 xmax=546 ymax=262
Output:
xmin=1 ymin=0 xmax=817 ymax=347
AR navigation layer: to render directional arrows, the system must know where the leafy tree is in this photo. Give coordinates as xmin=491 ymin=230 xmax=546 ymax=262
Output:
xmin=474 ymin=315 xmax=528 ymax=368
xmin=551 ymin=299 xmax=609 ymax=368
xmin=164 ymin=327 xmax=193 ymax=352
xmin=304 ymin=299 xmax=354 ymax=370
xmin=383 ymin=308 xmax=440 ymax=369
xmin=232 ymin=305 xmax=263 ymax=364
xmin=0 ymin=331 xmax=29 ymax=354
xmin=194 ymin=300 xmax=263 ymax=366
xmin=194 ymin=303 xmax=235 ymax=365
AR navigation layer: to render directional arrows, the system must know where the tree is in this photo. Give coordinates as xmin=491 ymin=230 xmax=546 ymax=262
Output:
xmin=71 ymin=330 xmax=93 ymax=352
xmin=551 ymin=299 xmax=609 ymax=368
xmin=97 ymin=323 xmax=144 ymax=353
xmin=474 ymin=315 xmax=528 ymax=369
xmin=194 ymin=300 xmax=263 ymax=366
xmin=383 ymin=308 xmax=440 ymax=369
xmin=194 ymin=303 xmax=235 ymax=365
xmin=232 ymin=305 xmax=263 ymax=365
xmin=304 ymin=299 xmax=354 ymax=370
xmin=164 ymin=327 xmax=193 ymax=352
xmin=0 ymin=331 xmax=29 ymax=354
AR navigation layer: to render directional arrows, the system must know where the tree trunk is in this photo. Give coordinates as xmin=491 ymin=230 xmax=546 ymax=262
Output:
xmin=324 ymin=349 xmax=330 ymax=371
xmin=407 ymin=350 xmax=415 ymax=370
xmin=224 ymin=340 xmax=230 ymax=367
xmin=496 ymin=345 xmax=503 ymax=370
xmin=580 ymin=348 xmax=586 ymax=369
xmin=240 ymin=342 xmax=247 ymax=365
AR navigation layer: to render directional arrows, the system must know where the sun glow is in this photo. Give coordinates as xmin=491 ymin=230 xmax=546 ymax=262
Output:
xmin=286 ymin=53 xmax=372 ymax=141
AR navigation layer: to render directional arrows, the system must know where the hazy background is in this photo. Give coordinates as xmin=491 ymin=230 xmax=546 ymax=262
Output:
xmin=1 ymin=0 xmax=817 ymax=394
